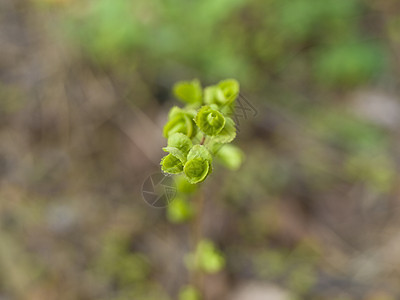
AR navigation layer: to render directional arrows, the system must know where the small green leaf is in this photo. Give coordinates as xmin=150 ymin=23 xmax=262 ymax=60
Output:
xmin=161 ymin=153 xmax=184 ymax=174
xmin=213 ymin=117 xmax=236 ymax=144
xmin=185 ymin=146 xmax=213 ymax=183
xmin=215 ymin=144 xmax=243 ymax=170
xmin=195 ymin=105 xmax=225 ymax=136
xmin=173 ymin=79 xmax=202 ymax=105
xmin=184 ymin=158 xmax=210 ymax=184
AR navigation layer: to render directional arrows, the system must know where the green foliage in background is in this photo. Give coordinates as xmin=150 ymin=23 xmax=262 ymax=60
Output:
xmin=167 ymin=197 xmax=194 ymax=223
xmin=93 ymin=234 xmax=170 ymax=300
xmin=179 ymin=285 xmax=201 ymax=300
xmin=185 ymin=239 xmax=225 ymax=274
xmin=60 ymin=0 xmax=386 ymax=88
xmin=94 ymin=234 xmax=150 ymax=285
xmin=253 ymin=240 xmax=320 ymax=296
xmin=62 ymin=0 xmax=248 ymax=79
xmin=345 ymin=152 xmax=397 ymax=193
xmin=308 ymin=108 xmax=388 ymax=153
xmin=307 ymin=106 xmax=396 ymax=192
xmin=313 ymin=42 xmax=385 ymax=87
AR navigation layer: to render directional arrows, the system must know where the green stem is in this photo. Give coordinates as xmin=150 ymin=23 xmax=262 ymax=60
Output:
xmin=190 ymin=188 xmax=205 ymax=295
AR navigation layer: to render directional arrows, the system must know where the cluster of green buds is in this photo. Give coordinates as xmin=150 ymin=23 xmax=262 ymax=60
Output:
xmin=161 ymin=79 xmax=243 ymax=184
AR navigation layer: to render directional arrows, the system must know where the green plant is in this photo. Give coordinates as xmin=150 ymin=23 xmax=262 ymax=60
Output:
xmin=161 ymin=79 xmax=244 ymax=298
xmin=161 ymin=79 xmax=243 ymax=183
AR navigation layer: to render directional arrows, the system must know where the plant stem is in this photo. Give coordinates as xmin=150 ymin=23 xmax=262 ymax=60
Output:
xmin=190 ymin=188 xmax=205 ymax=295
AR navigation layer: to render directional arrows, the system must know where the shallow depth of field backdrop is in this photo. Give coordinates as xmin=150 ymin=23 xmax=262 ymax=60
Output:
xmin=1 ymin=0 xmax=400 ymax=299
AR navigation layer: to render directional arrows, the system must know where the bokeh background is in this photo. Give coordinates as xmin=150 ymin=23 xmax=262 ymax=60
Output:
xmin=2 ymin=0 xmax=400 ymax=299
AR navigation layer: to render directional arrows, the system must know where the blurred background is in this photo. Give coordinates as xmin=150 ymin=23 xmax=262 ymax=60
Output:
xmin=1 ymin=0 xmax=400 ymax=299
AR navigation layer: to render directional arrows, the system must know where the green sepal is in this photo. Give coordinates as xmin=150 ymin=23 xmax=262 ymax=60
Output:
xmin=187 ymin=145 xmax=212 ymax=162
xmin=184 ymin=158 xmax=210 ymax=184
xmin=204 ymin=79 xmax=239 ymax=108
xmin=162 ymin=133 xmax=195 ymax=164
xmin=218 ymin=79 xmax=239 ymax=104
xmin=195 ymin=105 xmax=226 ymax=136
xmin=166 ymin=132 xmax=192 ymax=154
xmin=213 ymin=117 xmax=236 ymax=144
xmin=162 ymin=147 xmax=186 ymax=163
xmin=190 ymin=130 xmax=204 ymax=146
xmin=163 ymin=107 xmax=197 ymax=139
xmin=173 ymin=79 xmax=202 ymax=105
xmin=204 ymin=85 xmax=225 ymax=106
xmin=168 ymin=106 xmax=181 ymax=119
xmin=161 ymin=153 xmax=184 ymax=174
xmin=220 ymin=102 xmax=235 ymax=116
xmin=183 ymin=145 xmax=213 ymax=184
